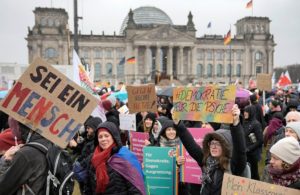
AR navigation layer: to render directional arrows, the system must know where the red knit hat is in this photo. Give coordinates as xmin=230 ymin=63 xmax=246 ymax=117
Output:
xmin=102 ymin=99 xmax=112 ymax=111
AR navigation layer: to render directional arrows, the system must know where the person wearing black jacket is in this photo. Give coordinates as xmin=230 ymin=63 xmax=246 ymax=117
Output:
xmin=243 ymin=105 xmax=263 ymax=180
xmin=175 ymin=104 xmax=246 ymax=195
xmin=0 ymin=121 xmax=52 ymax=195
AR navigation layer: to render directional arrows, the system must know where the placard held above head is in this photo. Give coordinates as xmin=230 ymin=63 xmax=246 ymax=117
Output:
xmin=126 ymin=84 xmax=157 ymax=113
xmin=0 ymin=58 xmax=98 ymax=148
xmin=172 ymin=85 xmax=236 ymax=123
xmin=257 ymin=73 xmax=272 ymax=91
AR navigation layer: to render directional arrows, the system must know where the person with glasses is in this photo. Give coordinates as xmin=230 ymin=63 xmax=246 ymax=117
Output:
xmin=175 ymin=104 xmax=246 ymax=195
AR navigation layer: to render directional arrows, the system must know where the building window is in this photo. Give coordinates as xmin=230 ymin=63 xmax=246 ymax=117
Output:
xmin=256 ymin=66 xmax=262 ymax=75
xmin=207 ymin=64 xmax=212 ymax=77
xmin=83 ymin=49 xmax=89 ymax=58
xmin=206 ymin=50 xmax=212 ymax=60
xmin=94 ymin=49 xmax=102 ymax=59
xmin=45 ymin=48 xmax=57 ymax=58
xmin=226 ymin=51 xmax=232 ymax=61
xmin=227 ymin=64 xmax=232 ymax=77
xmin=216 ymin=51 xmax=223 ymax=60
xmin=116 ymin=49 xmax=124 ymax=59
xmin=255 ymin=51 xmax=263 ymax=61
xmin=94 ymin=63 xmax=101 ymax=81
xmin=117 ymin=63 xmax=125 ymax=76
xmin=217 ymin=64 xmax=223 ymax=77
xmin=236 ymin=64 xmax=241 ymax=77
xmin=236 ymin=51 xmax=243 ymax=61
xmin=106 ymin=49 xmax=113 ymax=59
xmin=197 ymin=49 xmax=204 ymax=60
xmin=106 ymin=63 xmax=113 ymax=76
xmin=196 ymin=64 xmax=203 ymax=77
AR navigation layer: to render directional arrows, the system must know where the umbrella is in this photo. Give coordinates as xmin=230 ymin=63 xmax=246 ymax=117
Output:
xmin=157 ymin=87 xmax=174 ymax=97
xmin=111 ymin=91 xmax=128 ymax=102
xmin=236 ymin=88 xmax=252 ymax=98
xmin=0 ymin=90 xmax=8 ymax=99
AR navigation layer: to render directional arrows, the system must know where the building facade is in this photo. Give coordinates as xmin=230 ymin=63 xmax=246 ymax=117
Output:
xmin=26 ymin=6 xmax=276 ymax=85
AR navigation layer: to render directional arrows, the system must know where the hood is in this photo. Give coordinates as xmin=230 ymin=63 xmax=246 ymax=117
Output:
xmin=85 ymin=117 xmax=102 ymax=132
xmin=95 ymin=121 xmax=122 ymax=148
xmin=159 ymin=119 xmax=177 ymax=140
xmin=202 ymin=129 xmax=232 ymax=158
xmin=244 ymin=105 xmax=256 ymax=121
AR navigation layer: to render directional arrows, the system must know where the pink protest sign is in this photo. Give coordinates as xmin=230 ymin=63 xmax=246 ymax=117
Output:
xmin=129 ymin=131 xmax=149 ymax=163
xmin=173 ymin=85 xmax=236 ymax=123
xmin=180 ymin=128 xmax=213 ymax=184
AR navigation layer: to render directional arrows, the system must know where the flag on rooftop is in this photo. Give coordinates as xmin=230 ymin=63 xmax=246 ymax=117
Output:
xmin=127 ymin=57 xmax=136 ymax=64
xmin=207 ymin=22 xmax=211 ymax=28
xmin=224 ymin=30 xmax=231 ymax=45
xmin=246 ymin=0 xmax=253 ymax=9
xmin=118 ymin=57 xmax=125 ymax=66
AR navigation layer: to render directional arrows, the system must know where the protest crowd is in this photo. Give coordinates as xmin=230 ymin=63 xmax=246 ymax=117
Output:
xmin=0 ymin=61 xmax=300 ymax=195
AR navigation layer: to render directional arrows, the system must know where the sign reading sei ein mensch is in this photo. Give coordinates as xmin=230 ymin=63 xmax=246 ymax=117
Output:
xmin=0 ymin=58 xmax=97 ymax=148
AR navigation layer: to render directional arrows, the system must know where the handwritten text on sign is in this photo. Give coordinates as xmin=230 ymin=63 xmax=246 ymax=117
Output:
xmin=126 ymin=84 xmax=157 ymax=113
xmin=0 ymin=58 xmax=97 ymax=148
xmin=222 ymin=173 xmax=300 ymax=195
xmin=172 ymin=85 xmax=236 ymax=123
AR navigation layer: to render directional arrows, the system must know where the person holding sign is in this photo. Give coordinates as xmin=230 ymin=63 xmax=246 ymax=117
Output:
xmin=152 ymin=119 xmax=189 ymax=194
xmin=87 ymin=121 xmax=145 ymax=195
xmin=262 ymin=137 xmax=300 ymax=189
xmin=175 ymin=104 xmax=246 ymax=195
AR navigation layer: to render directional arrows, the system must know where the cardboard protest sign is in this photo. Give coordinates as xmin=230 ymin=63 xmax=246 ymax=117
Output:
xmin=129 ymin=131 xmax=149 ymax=163
xmin=0 ymin=58 xmax=98 ymax=148
xmin=172 ymin=85 xmax=236 ymax=123
xmin=143 ymin=146 xmax=177 ymax=195
xmin=222 ymin=173 xmax=300 ymax=195
xmin=120 ymin=113 xmax=136 ymax=131
xmin=126 ymin=84 xmax=157 ymax=113
xmin=257 ymin=74 xmax=272 ymax=91
xmin=180 ymin=128 xmax=213 ymax=184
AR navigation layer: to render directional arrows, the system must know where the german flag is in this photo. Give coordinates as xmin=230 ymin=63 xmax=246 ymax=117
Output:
xmin=246 ymin=0 xmax=253 ymax=9
xmin=224 ymin=30 xmax=231 ymax=45
xmin=126 ymin=57 xmax=136 ymax=64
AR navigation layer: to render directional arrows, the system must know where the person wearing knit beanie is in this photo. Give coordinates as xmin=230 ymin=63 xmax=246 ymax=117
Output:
xmin=102 ymin=99 xmax=113 ymax=111
xmin=270 ymin=137 xmax=300 ymax=165
xmin=285 ymin=122 xmax=300 ymax=141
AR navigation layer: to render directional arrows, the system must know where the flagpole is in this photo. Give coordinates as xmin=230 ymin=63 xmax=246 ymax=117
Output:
xmin=229 ymin=25 xmax=232 ymax=84
xmin=252 ymin=0 xmax=254 ymax=16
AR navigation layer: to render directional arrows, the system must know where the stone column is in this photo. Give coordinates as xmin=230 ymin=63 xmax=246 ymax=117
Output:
xmin=179 ymin=46 xmax=184 ymax=75
xmin=135 ymin=46 xmax=139 ymax=80
xmin=145 ymin=45 xmax=151 ymax=75
xmin=167 ymin=46 xmax=173 ymax=76
xmin=187 ymin=48 xmax=191 ymax=75
xmin=113 ymin=48 xmax=117 ymax=76
xmin=156 ymin=46 xmax=161 ymax=73
xmin=192 ymin=47 xmax=197 ymax=78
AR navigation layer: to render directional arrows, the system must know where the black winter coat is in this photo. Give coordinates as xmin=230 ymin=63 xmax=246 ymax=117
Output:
xmin=243 ymin=106 xmax=263 ymax=159
xmin=85 ymin=156 xmax=141 ymax=195
xmin=177 ymin=122 xmax=246 ymax=195
xmin=0 ymin=134 xmax=51 ymax=195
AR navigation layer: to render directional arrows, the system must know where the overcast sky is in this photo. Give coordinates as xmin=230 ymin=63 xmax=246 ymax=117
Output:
xmin=0 ymin=0 xmax=299 ymax=67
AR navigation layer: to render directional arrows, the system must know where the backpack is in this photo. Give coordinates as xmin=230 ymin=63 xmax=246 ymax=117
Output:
xmin=26 ymin=142 xmax=75 ymax=195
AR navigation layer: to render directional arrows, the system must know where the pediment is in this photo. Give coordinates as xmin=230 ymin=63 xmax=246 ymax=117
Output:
xmin=133 ymin=25 xmax=196 ymax=42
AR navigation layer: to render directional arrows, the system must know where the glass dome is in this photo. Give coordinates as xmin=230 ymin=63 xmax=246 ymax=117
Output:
xmin=119 ymin=6 xmax=173 ymax=35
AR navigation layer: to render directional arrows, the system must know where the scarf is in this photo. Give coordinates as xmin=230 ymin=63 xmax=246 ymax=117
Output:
xmin=159 ymin=136 xmax=180 ymax=147
xmin=264 ymin=118 xmax=282 ymax=146
xmin=201 ymin=156 xmax=220 ymax=185
xmin=268 ymin=159 xmax=300 ymax=187
xmin=91 ymin=143 xmax=116 ymax=193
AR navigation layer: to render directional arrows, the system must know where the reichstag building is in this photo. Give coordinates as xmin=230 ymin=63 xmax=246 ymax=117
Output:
xmin=26 ymin=6 xmax=275 ymax=85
